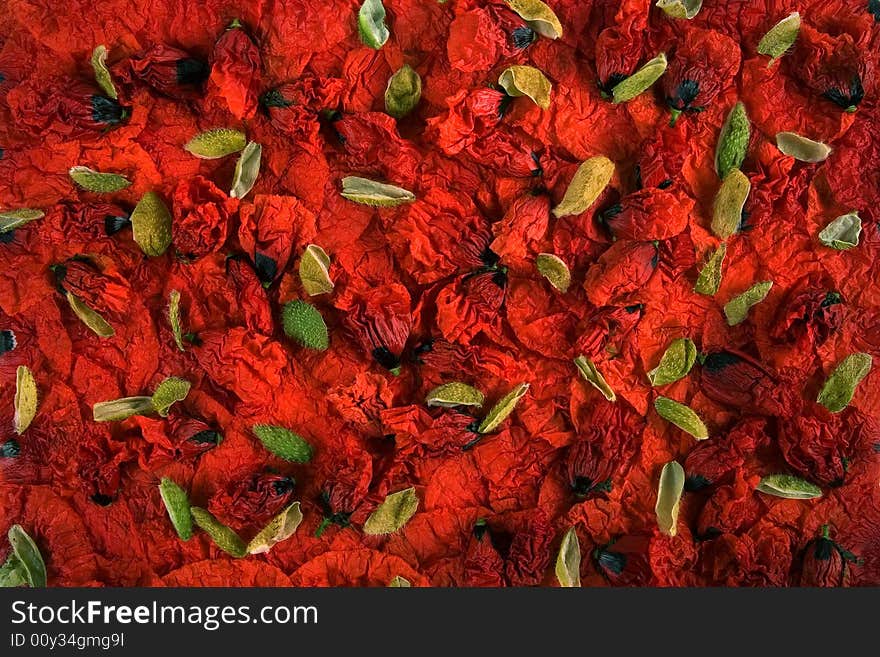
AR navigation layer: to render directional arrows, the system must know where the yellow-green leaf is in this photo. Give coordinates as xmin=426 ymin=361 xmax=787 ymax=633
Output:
xmin=363 ymin=487 xmax=419 ymax=535
xmin=655 ymin=461 xmax=685 ymax=536
xmin=191 ymin=507 xmax=247 ymax=557
xmin=229 ymin=141 xmax=262 ymax=199
xmin=536 ymin=253 xmax=571 ymax=292
xmin=298 ymin=244 xmax=334 ymax=296
xmin=574 ymin=355 xmax=615 ymax=401
xmin=13 ymin=366 xmax=38 ymax=435
xmin=65 ymin=292 xmax=115 ymax=338
xmin=715 ymin=102 xmax=750 ymax=179
xmin=6 ymin=525 xmax=46 ymax=587
xmin=756 ymin=474 xmax=821 ymax=500
xmin=775 ymin=131 xmax=832 ymax=163
xmin=551 ymin=156 xmax=615 ymax=218
xmin=817 ymin=353 xmax=872 ymax=413
xmin=655 ymin=0 xmax=702 ymax=19
xmin=818 ymin=212 xmax=861 ymax=250
xmin=151 ymin=377 xmax=191 ymax=417
xmin=159 ymin=478 xmax=193 ymax=541
xmin=247 ymin=502 xmax=303 ymax=554
xmin=340 ymin=176 xmax=416 ymax=207
xmin=69 ymin=166 xmax=131 ymax=193
xmin=711 ymin=168 xmax=750 ymax=239
xmin=504 ymin=0 xmax=563 ymax=39
xmin=694 ymin=243 xmax=727 ymax=296
xmin=388 ymin=575 xmax=412 ymax=587
xmin=92 ymin=396 xmax=154 ymax=422
xmin=757 ymin=12 xmax=800 ymax=63
xmin=648 ymin=338 xmax=697 ymax=386
xmin=91 ymin=45 xmax=117 ymax=99
xmin=385 ymin=64 xmax=422 ymax=119
xmin=168 ymin=290 xmax=185 ymax=351
xmin=358 ymin=0 xmax=390 ymax=49
xmin=554 ymin=527 xmax=581 ymax=587
xmin=425 ymin=382 xmax=484 ymax=408
xmin=0 ymin=208 xmax=44 ymax=233
xmin=184 ymin=128 xmax=247 ymax=159
xmin=498 ymin=65 xmax=552 ymax=109
xmin=654 ymin=396 xmax=708 ymax=440
xmin=611 ymin=53 xmax=667 ymax=104
xmin=724 ymin=281 xmax=773 ymax=326
xmin=477 ymin=383 xmax=530 ymax=433
xmin=130 ymin=191 xmax=172 ymax=257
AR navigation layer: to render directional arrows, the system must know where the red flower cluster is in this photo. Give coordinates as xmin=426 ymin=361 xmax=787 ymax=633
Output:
xmin=1 ymin=0 xmax=879 ymax=587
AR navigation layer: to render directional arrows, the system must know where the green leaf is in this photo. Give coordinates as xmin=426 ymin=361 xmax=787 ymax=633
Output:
xmin=281 ymin=300 xmax=329 ymax=351
xmin=503 ymin=0 xmax=563 ymax=38
xmin=711 ymin=168 xmax=750 ymax=239
xmin=757 ymin=12 xmax=800 ymax=63
xmin=715 ymin=102 xmax=750 ymax=180
xmin=358 ymin=0 xmax=390 ymax=49
xmin=536 ymin=253 xmax=571 ymax=292
xmin=130 ymin=191 xmax=172 ymax=257
xmin=648 ymin=338 xmax=697 ymax=386
xmin=775 ymin=131 xmax=832 ymax=163
xmin=6 ymin=525 xmax=46 ymax=587
xmin=151 ymin=377 xmax=191 ymax=417
xmin=229 ymin=141 xmax=262 ymax=199
xmin=247 ymin=502 xmax=303 ymax=554
xmin=611 ymin=53 xmax=667 ymax=104
xmin=91 ymin=45 xmax=118 ymax=99
xmin=65 ymin=292 xmax=115 ymax=338
xmin=818 ymin=212 xmax=861 ymax=250
xmin=184 ymin=128 xmax=247 ymax=159
xmin=159 ymin=478 xmax=193 ymax=541
xmin=551 ymin=156 xmax=615 ymax=218
xmin=574 ymin=355 xmax=616 ymax=402
xmin=69 ymin=166 xmax=130 ymax=193
xmin=190 ymin=508 xmax=247 ymax=557
xmin=252 ymin=424 xmax=314 ymax=463
xmin=694 ymin=243 xmax=727 ymax=296
xmin=655 ymin=0 xmax=702 ymax=19
xmin=554 ymin=527 xmax=581 ymax=587
xmin=298 ymin=245 xmax=334 ymax=296
xmin=654 ymin=396 xmax=708 ymax=440
xmin=388 ymin=575 xmax=412 ymax=587
xmin=385 ymin=64 xmax=422 ymax=119
xmin=0 ymin=208 xmax=44 ymax=233
xmin=498 ymin=65 xmax=552 ymax=109
xmin=425 ymin=382 xmax=484 ymax=408
xmin=363 ymin=487 xmax=419 ymax=535
xmin=340 ymin=176 xmax=416 ymax=207
xmin=756 ymin=474 xmax=822 ymax=500
xmin=0 ymin=554 xmax=27 ymax=588
xmin=816 ymin=353 xmax=872 ymax=413
xmin=168 ymin=290 xmax=185 ymax=351
xmin=476 ymin=383 xmax=530 ymax=434
xmin=655 ymin=461 xmax=685 ymax=537
xmin=13 ymin=365 xmax=38 ymax=435
xmin=724 ymin=281 xmax=773 ymax=326
xmin=92 ymin=396 xmax=154 ymax=422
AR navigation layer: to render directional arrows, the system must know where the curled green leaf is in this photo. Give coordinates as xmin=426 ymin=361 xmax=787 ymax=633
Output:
xmin=776 ymin=132 xmax=832 ymax=163
xmin=715 ymin=102 xmax=750 ymax=180
xmin=130 ymin=191 xmax=172 ymax=257
xmin=655 ymin=461 xmax=685 ymax=537
xmin=363 ymin=487 xmax=419 ymax=535
xmin=648 ymin=338 xmax=697 ymax=386
xmin=711 ymin=168 xmax=750 ymax=239
xmin=756 ymin=474 xmax=822 ymax=500
xmin=281 ymin=300 xmax=329 ymax=351
xmin=385 ymin=64 xmax=422 ymax=119
xmin=817 ymin=353 xmax=872 ymax=413
xmin=91 ymin=45 xmax=117 ymax=99
xmin=694 ymin=242 xmax=727 ymax=296
xmin=168 ymin=290 xmax=185 ymax=351
xmin=151 ymin=377 xmax=191 ymax=417
xmin=3 ymin=525 xmax=46 ymax=588
xmin=252 ymin=424 xmax=314 ymax=463
xmin=724 ymin=281 xmax=773 ymax=326
xmin=536 ymin=253 xmax=571 ymax=292
xmin=498 ymin=65 xmax=552 ymax=109
xmin=358 ymin=0 xmax=390 ymax=49
xmin=757 ymin=12 xmax=800 ymax=63
xmin=574 ymin=355 xmax=615 ymax=402
xmin=0 ymin=208 xmax=45 ymax=233
xmin=504 ymin=0 xmax=563 ymax=38
xmin=611 ymin=53 xmax=667 ymax=104
xmin=654 ymin=396 xmax=708 ymax=440
xmin=247 ymin=502 xmax=303 ymax=555
xmin=555 ymin=527 xmax=581 ymax=587
xmin=69 ymin=166 xmax=130 ymax=193
xmin=818 ymin=212 xmax=861 ymax=250
xmin=299 ymin=244 xmax=334 ymax=296
xmin=477 ymin=383 xmax=530 ymax=434
xmin=159 ymin=478 xmax=193 ymax=541
xmin=184 ymin=128 xmax=247 ymax=159
xmin=14 ymin=365 xmax=38 ymax=435
xmin=426 ymin=382 xmax=484 ymax=408
xmin=655 ymin=0 xmax=702 ymax=19
xmin=92 ymin=396 xmax=154 ymax=422
xmin=65 ymin=292 xmax=115 ymax=338
xmin=191 ymin=507 xmax=247 ymax=557
xmin=340 ymin=176 xmax=416 ymax=207
xmin=229 ymin=141 xmax=262 ymax=199
xmin=551 ymin=156 xmax=615 ymax=218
